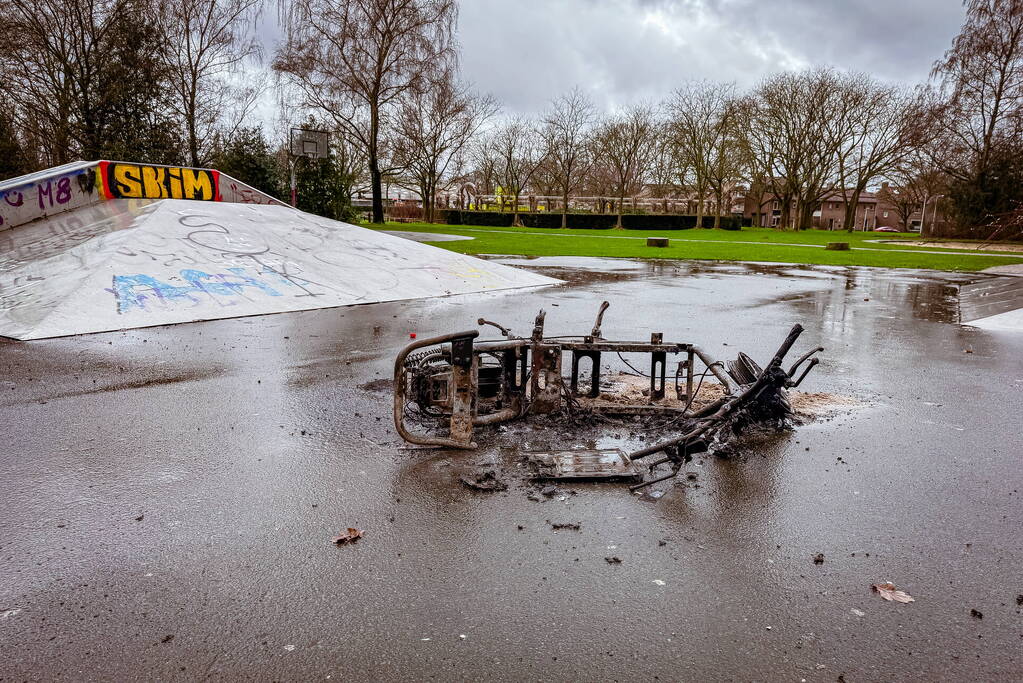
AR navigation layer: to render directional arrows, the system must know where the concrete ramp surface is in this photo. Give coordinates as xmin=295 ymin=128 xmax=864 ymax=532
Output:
xmin=959 ymin=276 xmax=1023 ymax=331
xmin=0 ymin=199 xmax=558 ymax=340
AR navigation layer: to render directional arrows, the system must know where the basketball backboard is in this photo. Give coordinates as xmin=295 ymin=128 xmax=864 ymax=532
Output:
xmin=290 ymin=128 xmax=330 ymax=159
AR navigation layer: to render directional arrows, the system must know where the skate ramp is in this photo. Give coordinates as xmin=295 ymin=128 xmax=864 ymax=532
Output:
xmin=960 ymin=276 xmax=1023 ymax=331
xmin=0 ymin=198 xmax=558 ymax=340
xmin=0 ymin=160 xmax=283 ymax=232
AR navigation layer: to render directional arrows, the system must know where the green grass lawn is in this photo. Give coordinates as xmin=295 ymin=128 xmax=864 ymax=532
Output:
xmin=371 ymin=222 xmax=1023 ymax=272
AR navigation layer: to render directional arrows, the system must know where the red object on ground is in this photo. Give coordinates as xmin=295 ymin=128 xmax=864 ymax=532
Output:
xmin=410 ymin=333 xmax=417 ymax=339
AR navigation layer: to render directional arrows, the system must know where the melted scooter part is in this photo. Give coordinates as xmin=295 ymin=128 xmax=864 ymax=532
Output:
xmin=393 ymin=302 xmax=822 ymax=488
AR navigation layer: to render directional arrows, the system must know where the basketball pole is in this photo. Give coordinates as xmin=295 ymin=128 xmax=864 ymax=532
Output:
xmin=289 ymin=157 xmax=298 ymax=208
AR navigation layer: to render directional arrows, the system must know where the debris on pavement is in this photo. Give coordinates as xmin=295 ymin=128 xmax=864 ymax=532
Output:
xmin=528 ymin=448 xmax=640 ymax=482
xmin=548 ymin=521 xmax=581 ymax=531
xmin=871 ymin=582 xmax=915 ymax=603
xmin=393 ymin=301 xmax=825 ymax=490
xmin=459 ymin=469 xmax=508 ymax=491
xmin=970 ymin=609 xmax=983 ymax=619
xmin=813 ymin=553 xmax=825 ymax=564
xmin=605 ymin=556 xmax=622 ymax=564
xmin=332 ymin=528 xmax=364 ymax=545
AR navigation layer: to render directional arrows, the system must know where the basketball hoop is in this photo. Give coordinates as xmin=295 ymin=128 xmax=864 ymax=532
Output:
xmin=288 ymin=128 xmax=331 ymax=206
xmin=290 ymin=128 xmax=330 ymax=160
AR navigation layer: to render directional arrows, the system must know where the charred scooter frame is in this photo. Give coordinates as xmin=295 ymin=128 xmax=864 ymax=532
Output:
xmin=393 ymin=302 xmax=822 ymax=488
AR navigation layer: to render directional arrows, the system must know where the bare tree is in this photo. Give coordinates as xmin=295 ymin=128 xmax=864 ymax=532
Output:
xmin=876 ymin=182 xmax=921 ymax=230
xmin=924 ymin=0 xmax=1023 ymax=230
xmin=165 ymin=0 xmax=261 ymax=167
xmin=832 ymin=75 xmax=918 ymax=231
xmin=646 ymin=121 xmax=683 ymax=213
xmin=274 ymin=0 xmax=457 ymax=223
xmin=1 ymin=0 xmax=134 ymax=163
xmin=493 ymin=117 xmax=547 ymax=227
xmin=539 ymin=88 xmax=597 ymax=228
xmin=884 ymin=151 xmax=951 ymax=235
xmin=590 ymin=105 xmax=655 ymax=228
xmin=390 ymin=69 xmax=497 ymax=223
xmin=667 ymin=82 xmax=742 ymax=228
xmin=932 ymin=0 xmax=1023 ymax=176
xmin=465 ymin=134 xmax=500 ymax=208
xmin=0 ymin=0 xmax=196 ymax=166
xmin=741 ymin=69 xmax=848 ymax=230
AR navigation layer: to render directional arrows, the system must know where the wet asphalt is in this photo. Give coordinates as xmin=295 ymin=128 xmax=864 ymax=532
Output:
xmin=1 ymin=257 xmax=1021 ymax=681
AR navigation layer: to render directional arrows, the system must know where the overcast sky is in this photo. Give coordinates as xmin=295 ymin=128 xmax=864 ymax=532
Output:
xmin=257 ymin=0 xmax=967 ymax=121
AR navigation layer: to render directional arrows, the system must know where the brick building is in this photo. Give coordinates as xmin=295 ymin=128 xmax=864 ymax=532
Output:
xmin=743 ymin=183 xmax=945 ymax=232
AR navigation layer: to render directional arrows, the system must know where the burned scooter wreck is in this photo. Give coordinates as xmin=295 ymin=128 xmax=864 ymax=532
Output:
xmin=393 ymin=302 xmax=823 ymax=489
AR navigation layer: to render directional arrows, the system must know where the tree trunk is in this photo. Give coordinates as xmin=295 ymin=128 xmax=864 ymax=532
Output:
xmin=369 ymin=104 xmax=384 ymax=223
xmin=920 ymin=193 xmax=930 ymax=237
xmin=561 ymin=190 xmax=569 ymax=229
xmin=615 ymin=193 xmax=624 ymax=229
xmin=779 ymin=194 xmax=792 ymax=231
xmin=799 ymin=200 xmax=811 ymax=230
xmin=369 ymin=163 xmax=384 ymax=223
xmin=844 ymin=187 xmax=864 ymax=232
xmin=843 ymin=198 xmax=855 ymax=232
xmin=512 ymin=192 xmax=522 ymax=226
xmin=188 ymin=89 xmax=199 ymax=167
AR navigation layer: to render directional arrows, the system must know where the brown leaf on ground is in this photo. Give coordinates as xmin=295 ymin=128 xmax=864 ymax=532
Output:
xmin=871 ymin=582 xmax=915 ymax=603
xmin=332 ymin=528 xmax=364 ymax=545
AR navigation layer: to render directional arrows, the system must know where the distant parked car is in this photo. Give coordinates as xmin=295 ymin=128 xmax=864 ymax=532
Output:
xmin=874 ymin=226 xmax=901 ymax=233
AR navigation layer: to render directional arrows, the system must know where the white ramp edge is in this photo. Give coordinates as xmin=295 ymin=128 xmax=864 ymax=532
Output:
xmin=962 ymin=308 xmax=1023 ymax=331
xmin=1 ymin=160 xmax=284 ymax=232
xmin=0 ymin=199 xmax=559 ymax=340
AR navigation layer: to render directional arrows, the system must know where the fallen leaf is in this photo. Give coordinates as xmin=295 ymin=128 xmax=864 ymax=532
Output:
xmin=871 ymin=582 xmax=914 ymax=603
xmin=332 ymin=528 xmax=364 ymax=545
xmin=652 ymin=579 xmax=666 ymax=586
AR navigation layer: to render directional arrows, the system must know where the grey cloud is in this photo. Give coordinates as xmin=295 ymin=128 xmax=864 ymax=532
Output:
xmin=255 ymin=0 xmax=966 ymax=123
xmin=457 ymin=0 xmax=965 ymax=114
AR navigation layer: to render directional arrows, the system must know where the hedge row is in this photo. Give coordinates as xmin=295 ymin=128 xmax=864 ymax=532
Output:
xmin=442 ymin=210 xmax=741 ymax=231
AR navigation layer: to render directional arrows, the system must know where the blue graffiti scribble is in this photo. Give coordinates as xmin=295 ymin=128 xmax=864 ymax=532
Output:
xmin=179 ymin=267 xmax=282 ymax=298
xmin=110 ymin=266 xmax=299 ymax=314
xmin=110 ymin=274 xmax=201 ymax=313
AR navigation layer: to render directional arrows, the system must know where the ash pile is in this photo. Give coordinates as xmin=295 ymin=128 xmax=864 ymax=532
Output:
xmin=393 ymin=302 xmax=823 ymax=490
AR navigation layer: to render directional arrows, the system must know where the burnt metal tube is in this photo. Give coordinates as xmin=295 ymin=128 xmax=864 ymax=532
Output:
xmin=393 ymin=330 xmax=480 ymax=449
xmin=590 ymin=301 xmax=610 ymax=338
xmin=473 ymin=406 xmax=521 ymax=425
xmin=691 ymin=346 xmax=737 ymax=394
xmin=628 ymin=325 xmax=806 ymax=461
xmin=787 ymin=345 xmax=824 ymax=377
xmin=788 ymin=357 xmax=819 ymax=388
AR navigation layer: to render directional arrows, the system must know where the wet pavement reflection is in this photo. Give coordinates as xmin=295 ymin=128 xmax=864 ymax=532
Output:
xmin=1 ymin=257 xmax=1020 ymax=681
